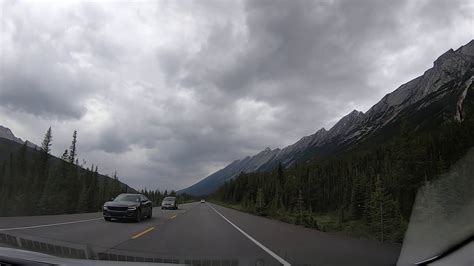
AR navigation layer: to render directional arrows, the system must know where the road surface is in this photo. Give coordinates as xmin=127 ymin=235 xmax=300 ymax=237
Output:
xmin=0 ymin=202 xmax=400 ymax=265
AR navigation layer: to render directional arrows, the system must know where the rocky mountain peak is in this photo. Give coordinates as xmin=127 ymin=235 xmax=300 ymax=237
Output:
xmin=339 ymin=110 xmax=364 ymax=122
xmin=325 ymin=109 xmax=365 ymax=140
xmin=0 ymin=125 xmax=24 ymax=144
xmin=0 ymin=125 xmax=15 ymax=137
xmin=457 ymin=39 xmax=474 ymax=56
xmin=0 ymin=125 xmax=38 ymax=148
xmin=434 ymin=39 xmax=473 ymax=66
xmin=364 ymin=40 xmax=474 ymax=131
xmin=434 ymin=49 xmax=455 ymax=66
xmin=316 ymin=127 xmax=327 ymax=134
xmin=350 ymin=110 xmax=364 ymax=118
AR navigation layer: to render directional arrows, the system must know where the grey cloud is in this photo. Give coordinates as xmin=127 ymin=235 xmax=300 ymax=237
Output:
xmin=0 ymin=1 xmax=110 ymax=120
xmin=191 ymin=0 xmax=405 ymax=92
xmin=172 ymin=0 xmax=409 ymax=143
xmin=0 ymin=74 xmax=85 ymax=119
xmin=0 ymin=55 xmax=103 ymax=119
xmin=97 ymin=130 xmax=131 ymax=154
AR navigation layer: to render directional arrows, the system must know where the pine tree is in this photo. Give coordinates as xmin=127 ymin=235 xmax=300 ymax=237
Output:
xmin=107 ymin=171 xmax=123 ymax=197
xmin=76 ymin=184 xmax=89 ymax=213
xmin=296 ymin=189 xmax=304 ymax=224
xmin=69 ymin=130 xmax=77 ymax=164
xmin=269 ymin=185 xmax=281 ymax=215
xmin=61 ymin=149 xmax=69 ymax=160
xmin=277 ymin=162 xmax=284 ymax=185
xmin=0 ymin=162 xmax=6 ymax=215
xmin=87 ymin=168 xmax=98 ymax=211
xmin=39 ymin=170 xmax=62 ymax=214
xmin=41 ymin=127 xmax=53 ymax=154
xmin=255 ymin=188 xmax=265 ymax=214
xmin=14 ymin=143 xmax=30 ymax=215
xmin=368 ymin=176 xmax=402 ymax=242
xmin=37 ymin=127 xmax=54 ymax=212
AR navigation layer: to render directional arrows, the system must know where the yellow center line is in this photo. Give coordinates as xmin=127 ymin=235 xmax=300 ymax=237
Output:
xmin=130 ymin=227 xmax=155 ymax=239
xmin=170 ymin=215 xmax=177 ymax=219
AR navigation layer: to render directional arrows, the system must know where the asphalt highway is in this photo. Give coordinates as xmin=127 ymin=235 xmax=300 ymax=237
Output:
xmin=0 ymin=202 xmax=401 ymax=265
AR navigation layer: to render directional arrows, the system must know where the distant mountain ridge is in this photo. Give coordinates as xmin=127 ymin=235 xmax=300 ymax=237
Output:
xmin=180 ymin=40 xmax=474 ymax=196
xmin=0 ymin=125 xmax=37 ymax=149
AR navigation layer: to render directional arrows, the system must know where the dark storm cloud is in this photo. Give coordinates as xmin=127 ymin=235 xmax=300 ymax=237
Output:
xmin=0 ymin=1 xmax=111 ymax=119
xmin=0 ymin=74 xmax=85 ymax=119
xmin=1 ymin=0 xmax=471 ymax=190
xmin=190 ymin=0 xmax=404 ymax=93
xmin=0 ymin=57 xmax=105 ymax=119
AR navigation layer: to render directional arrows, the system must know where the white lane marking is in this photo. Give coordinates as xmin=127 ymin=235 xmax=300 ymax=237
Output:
xmin=209 ymin=204 xmax=291 ymax=266
xmin=0 ymin=218 xmax=102 ymax=231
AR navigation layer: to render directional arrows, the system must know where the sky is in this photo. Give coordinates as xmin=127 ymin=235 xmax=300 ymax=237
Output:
xmin=1 ymin=0 xmax=473 ymax=191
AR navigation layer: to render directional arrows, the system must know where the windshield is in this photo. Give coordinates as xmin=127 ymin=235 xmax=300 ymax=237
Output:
xmin=0 ymin=1 xmax=472 ymax=265
xmin=163 ymin=197 xmax=175 ymax=202
xmin=114 ymin=195 xmax=140 ymax=202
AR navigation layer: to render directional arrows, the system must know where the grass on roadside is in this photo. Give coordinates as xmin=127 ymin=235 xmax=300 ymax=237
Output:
xmin=210 ymin=200 xmax=396 ymax=243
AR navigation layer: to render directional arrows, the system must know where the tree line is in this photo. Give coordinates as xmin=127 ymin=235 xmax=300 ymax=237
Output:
xmin=139 ymin=189 xmax=196 ymax=207
xmin=0 ymin=128 xmax=127 ymax=216
xmin=211 ymin=118 xmax=474 ymax=243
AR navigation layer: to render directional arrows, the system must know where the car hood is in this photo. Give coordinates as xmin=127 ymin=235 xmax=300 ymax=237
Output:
xmin=0 ymin=247 xmax=185 ymax=265
xmin=105 ymin=201 xmax=139 ymax=208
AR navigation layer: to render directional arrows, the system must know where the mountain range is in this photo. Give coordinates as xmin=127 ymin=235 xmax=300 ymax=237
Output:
xmin=180 ymin=39 xmax=474 ymax=196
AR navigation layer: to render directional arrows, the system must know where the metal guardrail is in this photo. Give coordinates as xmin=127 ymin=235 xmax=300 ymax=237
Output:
xmin=0 ymin=231 xmax=91 ymax=259
xmin=96 ymin=251 xmax=239 ymax=265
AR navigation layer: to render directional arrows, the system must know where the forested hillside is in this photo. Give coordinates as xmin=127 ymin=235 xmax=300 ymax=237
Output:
xmin=212 ymin=61 xmax=474 ymax=243
xmin=0 ymin=128 xmax=134 ymax=216
xmin=213 ymin=115 xmax=474 ymax=243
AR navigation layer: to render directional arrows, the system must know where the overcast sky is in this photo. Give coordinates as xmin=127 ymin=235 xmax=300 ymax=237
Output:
xmin=1 ymin=0 xmax=472 ymax=190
